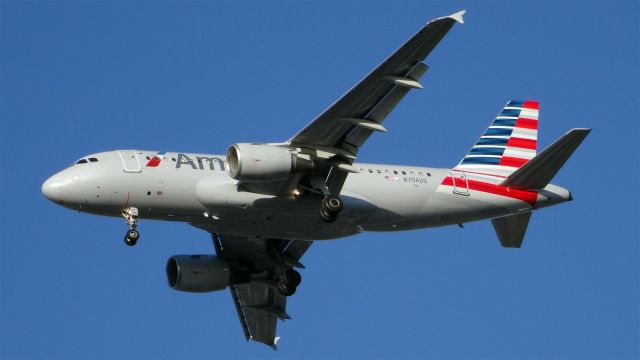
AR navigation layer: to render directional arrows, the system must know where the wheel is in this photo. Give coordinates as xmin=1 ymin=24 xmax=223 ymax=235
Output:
xmin=320 ymin=207 xmax=338 ymax=223
xmin=124 ymin=234 xmax=137 ymax=246
xmin=322 ymin=195 xmax=343 ymax=214
xmin=124 ymin=229 xmax=139 ymax=246
xmin=277 ymin=279 xmax=296 ymax=296
xmin=286 ymin=269 xmax=302 ymax=287
xmin=127 ymin=229 xmax=139 ymax=241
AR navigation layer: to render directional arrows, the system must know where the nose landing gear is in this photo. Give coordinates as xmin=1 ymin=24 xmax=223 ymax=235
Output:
xmin=122 ymin=207 xmax=140 ymax=246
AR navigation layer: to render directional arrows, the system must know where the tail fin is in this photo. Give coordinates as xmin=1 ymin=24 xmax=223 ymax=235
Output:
xmin=456 ymin=100 xmax=539 ymax=177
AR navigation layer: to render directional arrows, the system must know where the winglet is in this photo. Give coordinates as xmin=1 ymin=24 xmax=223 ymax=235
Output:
xmin=269 ymin=337 xmax=281 ymax=351
xmin=448 ymin=10 xmax=466 ymax=24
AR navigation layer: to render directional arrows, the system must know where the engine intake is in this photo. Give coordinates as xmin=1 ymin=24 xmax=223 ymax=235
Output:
xmin=166 ymin=255 xmax=249 ymax=293
xmin=226 ymin=143 xmax=313 ymax=182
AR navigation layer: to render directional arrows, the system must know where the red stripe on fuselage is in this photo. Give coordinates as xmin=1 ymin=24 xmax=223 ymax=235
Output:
xmin=507 ymin=137 xmax=536 ymax=150
xmin=441 ymin=176 xmax=538 ymax=206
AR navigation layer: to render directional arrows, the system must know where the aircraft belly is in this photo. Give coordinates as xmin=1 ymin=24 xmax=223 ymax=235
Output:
xmin=195 ymin=176 xmax=375 ymax=240
xmin=344 ymin=170 xmax=438 ymax=231
xmin=418 ymin=186 xmax=534 ymax=227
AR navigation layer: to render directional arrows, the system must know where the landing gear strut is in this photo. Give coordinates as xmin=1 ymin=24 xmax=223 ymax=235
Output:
xmin=320 ymin=195 xmax=343 ymax=223
xmin=309 ymin=176 xmax=344 ymax=223
xmin=122 ymin=207 xmax=140 ymax=246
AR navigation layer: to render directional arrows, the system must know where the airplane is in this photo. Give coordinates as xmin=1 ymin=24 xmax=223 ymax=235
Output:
xmin=41 ymin=10 xmax=590 ymax=349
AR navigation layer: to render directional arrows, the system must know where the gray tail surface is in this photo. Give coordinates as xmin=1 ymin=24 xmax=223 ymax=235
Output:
xmin=491 ymin=212 xmax=532 ymax=248
xmin=492 ymin=128 xmax=590 ymax=248
xmin=500 ymin=128 xmax=591 ymax=190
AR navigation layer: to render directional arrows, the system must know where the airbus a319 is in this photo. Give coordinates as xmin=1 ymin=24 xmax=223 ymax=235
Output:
xmin=42 ymin=10 xmax=590 ymax=348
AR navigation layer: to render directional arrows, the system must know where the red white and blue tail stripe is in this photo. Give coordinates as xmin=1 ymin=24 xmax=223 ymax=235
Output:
xmin=455 ymin=100 xmax=539 ymax=177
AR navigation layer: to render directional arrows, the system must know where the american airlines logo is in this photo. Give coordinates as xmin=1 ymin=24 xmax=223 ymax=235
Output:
xmin=145 ymin=153 xmax=226 ymax=171
xmin=145 ymin=151 xmax=165 ymax=167
xmin=176 ymin=154 xmax=226 ymax=171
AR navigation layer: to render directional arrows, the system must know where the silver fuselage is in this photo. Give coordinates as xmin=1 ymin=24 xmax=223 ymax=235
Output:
xmin=42 ymin=150 xmax=571 ymax=240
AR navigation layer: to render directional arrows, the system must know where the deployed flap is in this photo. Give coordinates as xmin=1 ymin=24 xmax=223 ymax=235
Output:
xmin=501 ymin=128 xmax=591 ymax=190
xmin=492 ymin=212 xmax=532 ymax=248
xmin=229 ymin=282 xmax=286 ymax=349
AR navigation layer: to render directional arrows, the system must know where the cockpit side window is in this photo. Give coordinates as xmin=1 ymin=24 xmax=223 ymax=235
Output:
xmin=76 ymin=159 xmax=88 ymax=164
xmin=88 ymin=158 xmax=98 ymax=162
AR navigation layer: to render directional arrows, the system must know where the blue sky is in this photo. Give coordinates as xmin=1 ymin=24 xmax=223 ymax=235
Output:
xmin=1 ymin=1 xmax=638 ymax=359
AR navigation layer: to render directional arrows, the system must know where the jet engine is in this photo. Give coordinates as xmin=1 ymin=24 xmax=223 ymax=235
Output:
xmin=226 ymin=143 xmax=313 ymax=182
xmin=166 ymin=255 xmax=249 ymax=293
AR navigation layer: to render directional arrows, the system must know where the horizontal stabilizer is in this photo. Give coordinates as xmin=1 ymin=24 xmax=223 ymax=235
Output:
xmin=492 ymin=212 xmax=532 ymax=248
xmin=501 ymin=128 xmax=591 ymax=190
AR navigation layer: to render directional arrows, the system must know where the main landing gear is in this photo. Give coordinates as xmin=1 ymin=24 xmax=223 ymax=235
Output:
xmin=266 ymin=239 xmax=303 ymax=297
xmin=277 ymin=268 xmax=302 ymax=296
xmin=122 ymin=207 xmax=140 ymax=246
xmin=320 ymin=195 xmax=343 ymax=223
xmin=308 ymin=176 xmax=344 ymax=223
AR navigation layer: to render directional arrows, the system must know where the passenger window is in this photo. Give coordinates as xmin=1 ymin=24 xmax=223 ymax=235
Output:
xmin=418 ymin=171 xmax=423 ymax=176
xmin=385 ymin=170 xmax=390 ymax=174
xmin=427 ymin=173 xmax=431 ymax=177
xmin=76 ymin=159 xmax=88 ymax=164
xmin=376 ymin=170 xmax=382 ymax=174
xmin=410 ymin=171 xmax=415 ymax=176
xmin=402 ymin=171 xmax=406 ymax=175
xmin=394 ymin=170 xmax=398 ymax=175
xmin=368 ymin=169 xmax=373 ymax=173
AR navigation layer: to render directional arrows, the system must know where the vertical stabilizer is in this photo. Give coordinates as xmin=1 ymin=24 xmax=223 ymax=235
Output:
xmin=456 ymin=100 xmax=539 ymax=177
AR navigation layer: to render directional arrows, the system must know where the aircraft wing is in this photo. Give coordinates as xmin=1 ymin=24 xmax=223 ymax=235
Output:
xmin=226 ymin=237 xmax=311 ymax=349
xmin=287 ymin=11 xmax=465 ymax=193
xmin=190 ymin=226 xmax=312 ymax=348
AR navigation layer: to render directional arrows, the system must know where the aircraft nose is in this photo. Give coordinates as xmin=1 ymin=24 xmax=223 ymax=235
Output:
xmin=42 ymin=173 xmax=67 ymax=203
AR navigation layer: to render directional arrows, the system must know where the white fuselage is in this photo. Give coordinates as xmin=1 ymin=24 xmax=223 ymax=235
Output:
xmin=42 ymin=150 xmax=571 ymax=240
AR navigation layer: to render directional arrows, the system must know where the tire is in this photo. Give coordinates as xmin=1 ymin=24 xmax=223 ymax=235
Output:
xmin=127 ymin=229 xmax=139 ymax=241
xmin=286 ymin=269 xmax=302 ymax=287
xmin=320 ymin=208 xmax=337 ymax=223
xmin=124 ymin=235 xmax=137 ymax=246
xmin=277 ymin=279 xmax=296 ymax=296
xmin=322 ymin=195 xmax=343 ymax=214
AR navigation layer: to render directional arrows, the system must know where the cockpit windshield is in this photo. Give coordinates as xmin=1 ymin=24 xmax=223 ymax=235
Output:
xmin=75 ymin=157 xmax=99 ymax=165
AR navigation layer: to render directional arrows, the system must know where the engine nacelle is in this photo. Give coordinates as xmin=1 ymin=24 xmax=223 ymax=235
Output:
xmin=166 ymin=255 xmax=249 ymax=293
xmin=226 ymin=143 xmax=313 ymax=182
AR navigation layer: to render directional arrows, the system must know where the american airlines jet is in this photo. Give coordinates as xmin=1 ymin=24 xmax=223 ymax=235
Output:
xmin=41 ymin=11 xmax=589 ymax=348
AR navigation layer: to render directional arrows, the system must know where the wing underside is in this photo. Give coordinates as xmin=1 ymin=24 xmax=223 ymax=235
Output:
xmin=286 ymin=11 xmax=465 ymax=194
xmin=236 ymin=11 xmax=464 ymax=196
xmin=199 ymin=229 xmax=313 ymax=348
